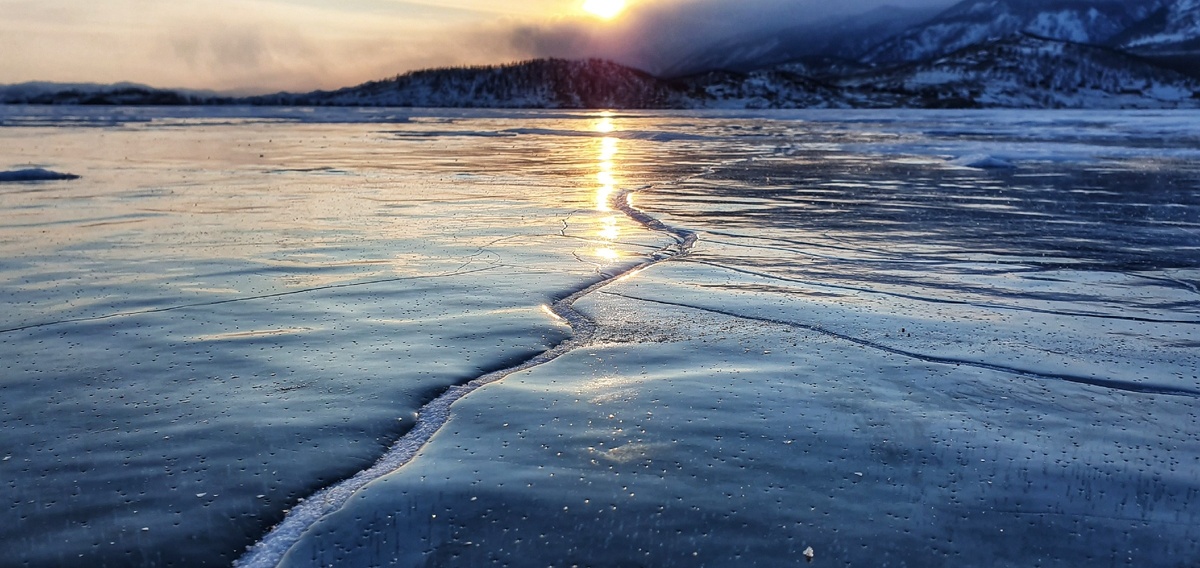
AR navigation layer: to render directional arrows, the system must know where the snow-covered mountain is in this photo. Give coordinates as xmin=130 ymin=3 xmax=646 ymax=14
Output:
xmin=844 ymin=33 xmax=1200 ymax=108
xmin=862 ymin=0 xmax=1168 ymax=64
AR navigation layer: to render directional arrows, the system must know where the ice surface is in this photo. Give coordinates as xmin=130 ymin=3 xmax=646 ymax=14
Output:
xmin=0 ymin=107 xmax=684 ymax=566
xmin=264 ymin=110 xmax=1200 ymax=568
xmin=274 ymin=300 xmax=1200 ymax=567
xmin=2 ymin=106 xmax=1199 ymax=567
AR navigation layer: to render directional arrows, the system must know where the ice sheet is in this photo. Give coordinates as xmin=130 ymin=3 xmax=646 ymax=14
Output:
xmin=2 ymin=107 xmax=1198 ymax=567
xmin=0 ymin=109 xmax=691 ymax=566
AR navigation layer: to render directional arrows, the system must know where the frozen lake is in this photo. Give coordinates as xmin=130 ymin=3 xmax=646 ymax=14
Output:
xmin=2 ymin=107 xmax=1198 ymax=567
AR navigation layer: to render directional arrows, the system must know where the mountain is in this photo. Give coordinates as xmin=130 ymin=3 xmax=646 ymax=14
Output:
xmin=842 ymin=33 xmax=1200 ymax=108
xmin=251 ymin=59 xmax=852 ymax=110
xmin=238 ymin=45 xmax=1197 ymax=111
xmin=862 ymin=0 xmax=1168 ymax=64
xmin=0 ymin=82 xmax=230 ymax=105
xmin=246 ymin=60 xmax=858 ymax=110
xmin=1116 ymin=0 xmax=1200 ymax=77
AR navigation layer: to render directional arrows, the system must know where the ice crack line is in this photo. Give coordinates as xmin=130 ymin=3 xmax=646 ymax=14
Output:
xmin=684 ymin=258 xmax=1200 ymax=326
xmin=236 ymin=188 xmax=694 ymax=568
xmin=601 ymin=291 xmax=1200 ymax=399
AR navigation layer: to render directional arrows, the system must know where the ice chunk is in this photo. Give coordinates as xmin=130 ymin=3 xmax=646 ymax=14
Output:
xmin=0 ymin=167 xmax=80 ymax=182
xmin=947 ymin=154 xmax=1015 ymax=169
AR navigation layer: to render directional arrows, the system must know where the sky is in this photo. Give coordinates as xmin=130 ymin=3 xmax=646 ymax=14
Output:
xmin=0 ymin=0 xmax=952 ymax=94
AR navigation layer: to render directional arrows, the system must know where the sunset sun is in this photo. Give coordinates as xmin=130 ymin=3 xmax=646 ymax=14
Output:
xmin=582 ymin=0 xmax=626 ymax=20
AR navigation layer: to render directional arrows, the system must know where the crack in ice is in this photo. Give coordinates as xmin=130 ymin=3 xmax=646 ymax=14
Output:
xmin=683 ymin=258 xmax=1200 ymax=325
xmin=235 ymin=187 xmax=694 ymax=568
xmin=600 ymin=290 xmax=1200 ymax=399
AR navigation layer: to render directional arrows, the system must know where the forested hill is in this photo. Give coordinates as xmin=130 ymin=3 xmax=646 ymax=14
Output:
xmin=246 ymin=59 xmax=674 ymax=109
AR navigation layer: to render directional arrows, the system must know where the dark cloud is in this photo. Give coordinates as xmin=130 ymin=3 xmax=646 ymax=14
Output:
xmin=501 ymin=0 xmax=955 ymax=74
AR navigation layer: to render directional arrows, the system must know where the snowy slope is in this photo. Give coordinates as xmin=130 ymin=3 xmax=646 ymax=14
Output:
xmin=667 ymin=69 xmax=852 ymax=109
xmin=845 ymin=33 xmax=1200 ymax=108
xmin=863 ymin=0 xmax=1167 ymax=64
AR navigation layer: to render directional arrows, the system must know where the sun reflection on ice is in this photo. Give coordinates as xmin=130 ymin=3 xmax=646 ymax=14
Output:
xmin=590 ymin=116 xmax=624 ymax=263
xmin=598 ymin=215 xmax=621 ymax=241
xmin=596 ymin=137 xmax=620 ymax=212
xmin=593 ymin=115 xmax=616 ymax=134
xmin=594 ymin=247 xmax=621 ymax=261
xmin=599 ymin=135 xmax=619 ymax=159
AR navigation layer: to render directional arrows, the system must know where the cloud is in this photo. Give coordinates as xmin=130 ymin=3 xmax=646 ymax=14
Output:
xmin=0 ymin=0 xmax=515 ymax=92
xmin=162 ymin=19 xmax=332 ymax=91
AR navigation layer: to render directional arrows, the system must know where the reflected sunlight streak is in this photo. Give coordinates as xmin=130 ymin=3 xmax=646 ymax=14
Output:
xmin=599 ymin=216 xmax=621 ymax=241
xmin=596 ymin=186 xmax=613 ymax=212
xmin=595 ymin=136 xmax=620 ymax=213
xmin=600 ymin=137 xmax=619 ymax=159
xmin=595 ymin=117 xmax=615 ymax=134
xmin=592 ymin=120 xmax=622 ymax=260
xmin=595 ymin=247 xmax=621 ymax=261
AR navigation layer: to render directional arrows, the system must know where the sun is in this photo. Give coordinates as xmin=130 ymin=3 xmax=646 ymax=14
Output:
xmin=582 ymin=0 xmax=626 ymax=20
